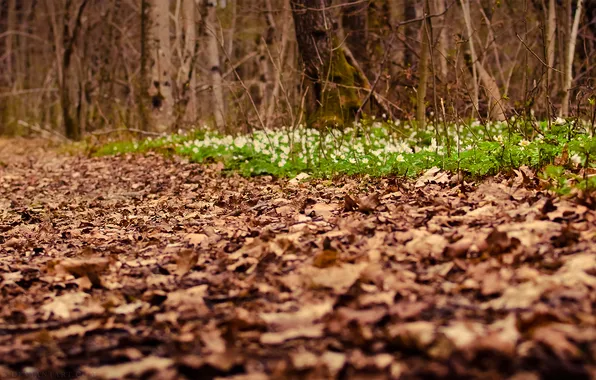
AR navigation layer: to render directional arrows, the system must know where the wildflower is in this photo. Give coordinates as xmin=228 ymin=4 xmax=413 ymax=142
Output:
xmin=396 ymin=154 xmax=405 ymax=162
xmin=555 ymin=117 xmax=566 ymax=125
xmin=571 ymin=154 xmax=582 ymax=165
xmin=519 ymin=139 xmax=530 ymax=148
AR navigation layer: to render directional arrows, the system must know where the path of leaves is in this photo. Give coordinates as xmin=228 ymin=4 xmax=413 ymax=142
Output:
xmin=0 ymin=138 xmax=595 ymax=379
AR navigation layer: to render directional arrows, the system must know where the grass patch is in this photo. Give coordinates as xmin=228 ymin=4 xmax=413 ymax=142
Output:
xmin=95 ymin=117 xmax=596 ymax=193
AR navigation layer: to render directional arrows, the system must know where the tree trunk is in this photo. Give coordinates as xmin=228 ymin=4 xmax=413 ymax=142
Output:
xmin=149 ymin=0 xmax=175 ymax=132
xmin=203 ymin=0 xmax=226 ymax=130
xmin=431 ymin=0 xmax=448 ymax=79
xmin=459 ymin=0 xmax=479 ymax=115
xmin=266 ymin=0 xmax=292 ymax=127
xmin=6 ymin=0 xmax=16 ymax=81
xmin=139 ymin=0 xmax=151 ymax=131
xmin=560 ymin=0 xmax=583 ymax=117
xmin=46 ymin=0 xmax=89 ymax=140
xmin=387 ymin=0 xmax=405 ymax=73
xmin=342 ymin=0 xmax=368 ymax=70
xmin=290 ymin=0 xmax=363 ymax=128
xmin=541 ymin=0 xmax=556 ymax=122
xmin=180 ymin=0 xmax=198 ymax=122
xmin=416 ymin=2 xmax=430 ymax=129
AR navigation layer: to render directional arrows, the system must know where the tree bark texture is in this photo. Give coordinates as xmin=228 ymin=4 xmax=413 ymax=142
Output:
xmin=149 ymin=0 xmax=175 ymax=132
xmin=203 ymin=0 xmax=226 ymax=130
xmin=290 ymin=0 xmax=363 ymax=128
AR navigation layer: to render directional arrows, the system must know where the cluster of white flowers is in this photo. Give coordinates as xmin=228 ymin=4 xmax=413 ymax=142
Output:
xmin=169 ymin=118 xmax=579 ymax=171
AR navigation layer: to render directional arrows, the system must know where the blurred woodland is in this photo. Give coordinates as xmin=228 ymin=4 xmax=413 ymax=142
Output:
xmin=0 ymin=0 xmax=595 ymax=139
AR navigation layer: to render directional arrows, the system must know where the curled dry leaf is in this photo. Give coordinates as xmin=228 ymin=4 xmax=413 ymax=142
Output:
xmin=415 ymin=167 xmax=449 ymax=187
xmin=56 ymin=257 xmax=110 ymax=288
xmin=344 ymin=193 xmax=382 ymax=213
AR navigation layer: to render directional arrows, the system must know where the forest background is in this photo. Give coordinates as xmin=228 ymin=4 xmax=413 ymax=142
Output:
xmin=0 ymin=0 xmax=595 ymax=140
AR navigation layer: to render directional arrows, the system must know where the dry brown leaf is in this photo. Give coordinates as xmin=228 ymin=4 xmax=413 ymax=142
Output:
xmin=184 ymin=233 xmax=208 ymax=246
xmin=83 ymin=356 xmax=174 ymax=379
xmin=344 ymin=194 xmax=359 ymax=212
xmin=404 ymin=233 xmax=448 ymax=260
xmin=260 ymin=301 xmax=333 ymax=330
xmin=554 ymin=143 xmax=569 ymax=166
xmin=176 ymin=249 xmax=199 ymax=276
xmin=56 ymin=257 xmax=110 ymax=288
xmin=260 ymin=324 xmax=325 ymax=345
xmin=387 ymin=321 xmax=436 ymax=350
xmin=312 ymin=249 xmax=338 ymax=268
xmin=306 ymin=202 xmax=336 ymax=219
xmin=301 ymin=262 xmax=368 ymax=292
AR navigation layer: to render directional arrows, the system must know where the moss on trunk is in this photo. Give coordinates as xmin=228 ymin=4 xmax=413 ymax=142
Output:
xmin=312 ymin=46 xmax=362 ymax=129
xmin=291 ymin=0 xmax=364 ymax=129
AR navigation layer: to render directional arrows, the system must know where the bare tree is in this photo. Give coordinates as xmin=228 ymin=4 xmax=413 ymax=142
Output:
xmin=46 ymin=0 xmax=90 ymax=140
xmin=560 ymin=0 xmax=584 ymax=117
xmin=149 ymin=0 xmax=175 ymax=131
xmin=416 ymin=1 xmax=431 ymax=129
xmin=179 ymin=0 xmax=199 ymax=123
xmin=203 ymin=0 xmax=226 ymax=130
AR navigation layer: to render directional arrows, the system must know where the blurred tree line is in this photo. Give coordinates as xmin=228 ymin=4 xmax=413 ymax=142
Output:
xmin=0 ymin=0 xmax=594 ymax=139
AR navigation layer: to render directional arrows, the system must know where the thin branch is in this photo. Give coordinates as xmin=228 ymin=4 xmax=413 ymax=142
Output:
xmin=515 ymin=33 xmax=562 ymax=73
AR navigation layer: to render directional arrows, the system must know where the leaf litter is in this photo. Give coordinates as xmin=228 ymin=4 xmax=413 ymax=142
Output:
xmin=0 ymin=139 xmax=595 ymax=379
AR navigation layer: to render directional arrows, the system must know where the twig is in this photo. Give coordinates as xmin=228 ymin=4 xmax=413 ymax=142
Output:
xmin=90 ymin=128 xmax=163 ymax=136
xmin=515 ymin=33 xmax=562 ymax=73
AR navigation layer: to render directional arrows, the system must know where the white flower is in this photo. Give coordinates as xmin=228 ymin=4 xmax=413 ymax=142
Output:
xmin=519 ymin=139 xmax=530 ymax=147
xmin=555 ymin=117 xmax=566 ymax=125
xmin=396 ymin=154 xmax=405 ymax=162
xmin=278 ymin=160 xmax=286 ymax=167
xmin=571 ymin=154 xmax=582 ymax=165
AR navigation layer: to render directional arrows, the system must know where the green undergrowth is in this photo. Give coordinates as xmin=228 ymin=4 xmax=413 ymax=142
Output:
xmin=95 ymin=117 xmax=596 ymax=194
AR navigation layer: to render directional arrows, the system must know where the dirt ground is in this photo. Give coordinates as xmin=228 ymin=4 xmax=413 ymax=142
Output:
xmin=0 ymin=138 xmax=595 ymax=379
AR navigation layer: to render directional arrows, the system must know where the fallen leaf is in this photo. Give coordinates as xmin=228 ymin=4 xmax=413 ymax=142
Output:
xmin=260 ymin=324 xmax=324 ymax=345
xmin=176 ymin=249 xmax=199 ymax=275
xmin=312 ymin=250 xmax=338 ymax=268
xmin=83 ymin=356 xmax=173 ymax=379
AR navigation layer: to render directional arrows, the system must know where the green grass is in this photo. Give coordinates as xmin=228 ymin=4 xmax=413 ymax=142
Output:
xmin=95 ymin=117 xmax=596 ymax=194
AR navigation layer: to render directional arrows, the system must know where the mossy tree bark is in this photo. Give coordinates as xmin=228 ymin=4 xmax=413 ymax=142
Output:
xmin=290 ymin=0 xmax=363 ymax=129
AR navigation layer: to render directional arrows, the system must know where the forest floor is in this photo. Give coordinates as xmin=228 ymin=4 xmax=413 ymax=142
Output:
xmin=0 ymin=137 xmax=595 ymax=380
